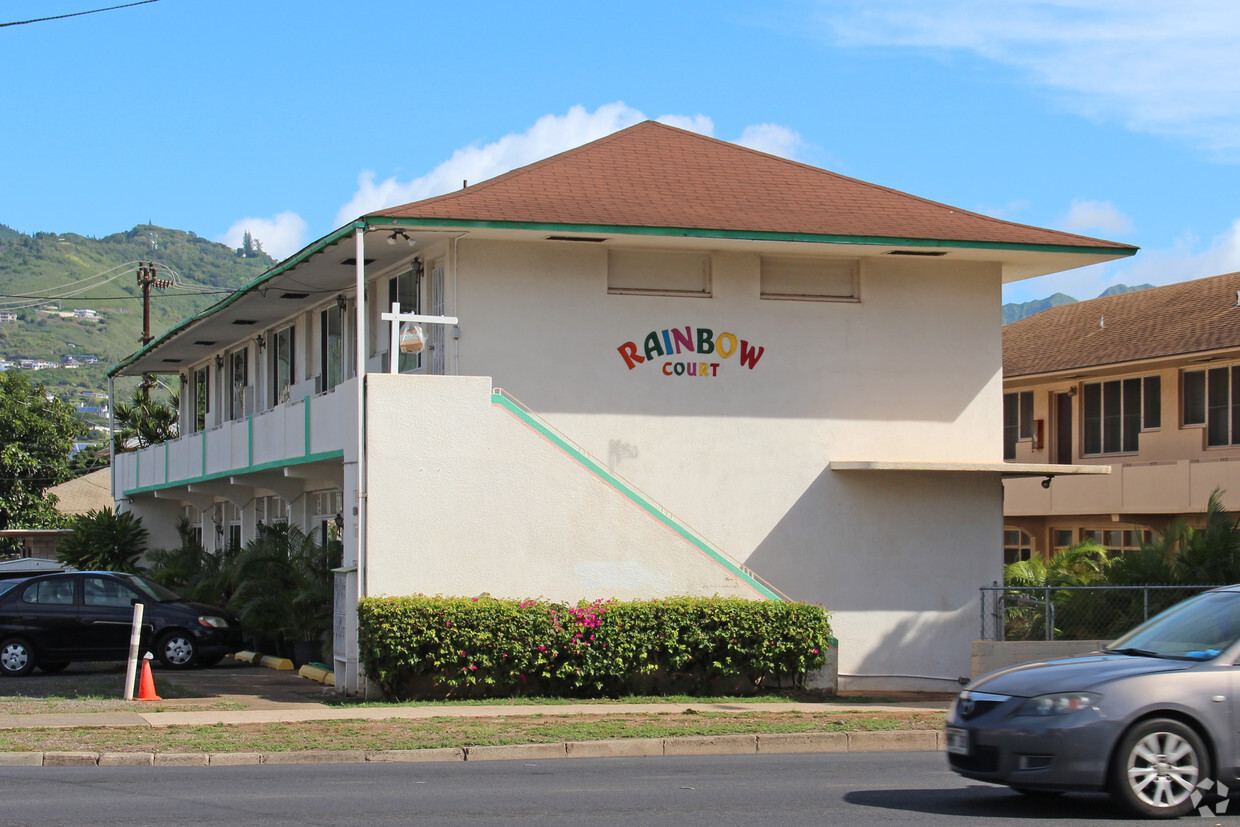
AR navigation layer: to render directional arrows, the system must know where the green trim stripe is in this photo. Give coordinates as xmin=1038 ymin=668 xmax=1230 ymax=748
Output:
xmin=491 ymin=392 xmax=781 ymax=601
xmin=376 ymin=216 xmax=1139 ymax=258
xmin=123 ymin=449 xmax=344 ymax=497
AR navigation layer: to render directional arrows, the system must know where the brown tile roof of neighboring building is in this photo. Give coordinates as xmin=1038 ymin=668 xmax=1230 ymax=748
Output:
xmin=48 ymin=467 xmax=113 ymax=516
xmin=1004 ymin=271 xmax=1240 ymax=377
xmin=374 ymin=121 xmax=1135 ymax=252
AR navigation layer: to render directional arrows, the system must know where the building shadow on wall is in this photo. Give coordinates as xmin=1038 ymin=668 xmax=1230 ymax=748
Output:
xmin=743 ymin=466 xmax=999 ymax=684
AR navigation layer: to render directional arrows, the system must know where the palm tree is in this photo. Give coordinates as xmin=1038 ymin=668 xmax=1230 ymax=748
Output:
xmin=1003 ymin=542 xmax=1108 ymax=640
xmin=112 ymin=385 xmax=178 ymax=452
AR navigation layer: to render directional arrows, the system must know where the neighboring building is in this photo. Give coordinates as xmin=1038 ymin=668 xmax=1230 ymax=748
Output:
xmin=1003 ymin=271 xmax=1240 ymax=562
xmin=0 ymin=311 xmax=17 ymax=323
xmin=48 ymin=467 xmax=114 ymax=516
xmin=108 ymin=122 xmax=1134 ymax=692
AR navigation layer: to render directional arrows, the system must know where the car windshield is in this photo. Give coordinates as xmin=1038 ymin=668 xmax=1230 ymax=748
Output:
xmin=109 ymin=573 xmax=185 ymax=603
xmin=1106 ymin=590 xmax=1240 ymax=660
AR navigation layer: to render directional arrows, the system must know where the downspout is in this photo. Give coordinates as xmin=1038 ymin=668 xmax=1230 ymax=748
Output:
xmin=354 ymin=224 xmax=368 ymax=598
xmin=108 ymin=374 xmax=117 ymax=510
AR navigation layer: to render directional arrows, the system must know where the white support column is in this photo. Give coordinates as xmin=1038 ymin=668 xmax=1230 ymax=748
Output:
xmin=354 ymin=226 xmax=367 ymax=599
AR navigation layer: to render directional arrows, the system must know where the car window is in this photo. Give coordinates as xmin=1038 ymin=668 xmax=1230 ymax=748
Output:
xmin=21 ymin=579 xmax=75 ymax=606
xmin=1109 ymin=590 xmax=1240 ymax=659
xmin=111 ymin=573 xmax=184 ymax=603
xmin=83 ymin=576 xmax=138 ymax=608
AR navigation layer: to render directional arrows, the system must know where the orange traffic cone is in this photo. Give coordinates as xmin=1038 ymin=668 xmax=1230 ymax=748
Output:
xmin=137 ymin=653 xmax=162 ymax=701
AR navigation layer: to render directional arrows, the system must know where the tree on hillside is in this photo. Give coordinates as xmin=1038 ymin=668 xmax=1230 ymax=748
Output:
xmin=0 ymin=371 xmax=86 ymax=540
xmin=240 ymin=231 xmax=265 ymax=259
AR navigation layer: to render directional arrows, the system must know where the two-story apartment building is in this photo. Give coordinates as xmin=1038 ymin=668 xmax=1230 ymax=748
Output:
xmin=1003 ymin=272 xmax=1240 ymax=562
xmin=109 ymin=121 xmax=1134 ymax=692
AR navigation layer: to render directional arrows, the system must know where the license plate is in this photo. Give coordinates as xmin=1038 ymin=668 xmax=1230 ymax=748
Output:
xmin=946 ymin=727 xmax=970 ymax=756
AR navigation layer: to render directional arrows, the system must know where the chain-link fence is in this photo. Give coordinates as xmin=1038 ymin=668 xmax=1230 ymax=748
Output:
xmin=980 ymin=585 xmax=1216 ymax=641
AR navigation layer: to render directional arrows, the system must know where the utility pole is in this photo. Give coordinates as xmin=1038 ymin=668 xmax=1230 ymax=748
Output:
xmin=137 ymin=261 xmax=172 ymax=398
xmin=136 ymin=261 xmax=171 ymax=346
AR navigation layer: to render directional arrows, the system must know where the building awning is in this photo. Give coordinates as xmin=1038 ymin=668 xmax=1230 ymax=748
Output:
xmin=829 ymin=461 xmax=1110 ymax=479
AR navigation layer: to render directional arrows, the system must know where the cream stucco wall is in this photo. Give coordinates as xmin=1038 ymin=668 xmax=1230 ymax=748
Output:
xmin=395 ymin=239 xmax=1008 ymax=690
xmin=364 ymin=373 xmax=760 ymax=602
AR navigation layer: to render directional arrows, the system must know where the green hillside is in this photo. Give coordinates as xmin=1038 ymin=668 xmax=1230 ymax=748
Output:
xmin=1002 ymin=283 xmax=1156 ymax=324
xmin=0 ymin=223 xmax=274 ymax=400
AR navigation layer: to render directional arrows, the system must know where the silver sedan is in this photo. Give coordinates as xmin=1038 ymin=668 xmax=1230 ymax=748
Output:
xmin=946 ymin=585 xmax=1240 ymax=818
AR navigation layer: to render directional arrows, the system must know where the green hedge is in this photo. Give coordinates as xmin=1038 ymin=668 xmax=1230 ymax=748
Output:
xmin=358 ymin=595 xmax=831 ymax=699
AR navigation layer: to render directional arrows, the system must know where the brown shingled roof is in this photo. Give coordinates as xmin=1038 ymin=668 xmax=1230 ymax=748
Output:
xmin=1004 ymin=272 xmax=1240 ymax=377
xmin=373 ymin=121 xmax=1135 ymax=252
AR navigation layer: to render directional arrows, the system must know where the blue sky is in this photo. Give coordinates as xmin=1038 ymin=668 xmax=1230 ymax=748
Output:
xmin=4 ymin=0 xmax=1240 ymax=304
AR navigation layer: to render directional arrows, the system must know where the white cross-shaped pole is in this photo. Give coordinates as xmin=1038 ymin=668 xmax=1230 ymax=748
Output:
xmin=380 ymin=302 xmax=460 ymax=374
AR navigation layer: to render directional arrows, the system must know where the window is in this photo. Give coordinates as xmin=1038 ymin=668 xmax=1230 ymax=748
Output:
xmin=183 ymin=505 xmax=202 ymax=548
xmin=312 ymin=490 xmax=344 ymax=547
xmin=255 ymin=495 xmax=288 ymax=527
xmin=83 ymin=576 xmax=137 ymax=608
xmin=23 ymin=579 xmax=74 ymax=605
xmin=228 ymin=347 xmax=248 ymax=421
xmin=1082 ymin=376 xmax=1159 ymax=455
xmin=270 ymin=324 xmax=295 ymax=406
xmin=1003 ymin=390 xmax=1033 ymax=460
xmin=190 ymin=364 xmax=209 ymax=433
xmin=321 ymin=305 xmax=343 ymax=391
xmin=1003 ymin=529 xmax=1033 ymax=565
xmin=389 ymin=268 xmax=422 ymax=373
xmin=607 ymin=249 xmax=711 ymax=297
xmin=760 ymin=256 xmax=858 ymax=301
xmin=1183 ymin=366 xmax=1240 ymax=446
xmin=1052 ymin=529 xmax=1075 ymax=551
xmin=1082 ymin=528 xmax=1151 ymax=555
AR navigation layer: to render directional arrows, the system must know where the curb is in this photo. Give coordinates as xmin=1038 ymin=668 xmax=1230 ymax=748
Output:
xmin=0 ymin=730 xmax=945 ymax=768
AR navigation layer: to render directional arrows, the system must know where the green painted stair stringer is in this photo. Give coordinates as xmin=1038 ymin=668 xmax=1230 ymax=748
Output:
xmin=491 ymin=390 xmax=783 ymax=602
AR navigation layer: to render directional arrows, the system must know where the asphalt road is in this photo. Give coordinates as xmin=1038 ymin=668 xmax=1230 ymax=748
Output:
xmin=0 ymin=751 xmax=1183 ymax=825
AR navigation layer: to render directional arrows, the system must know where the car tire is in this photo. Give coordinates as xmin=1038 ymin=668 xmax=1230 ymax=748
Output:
xmin=36 ymin=660 xmax=70 ymax=674
xmin=155 ymin=631 xmax=197 ymax=669
xmin=1110 ymin=718 xmax=1208 ymax=819
xmin=0 ymin=637 xmax=37 ymax=677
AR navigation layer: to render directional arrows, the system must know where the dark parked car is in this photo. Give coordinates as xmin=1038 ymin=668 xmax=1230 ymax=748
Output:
xmin=0 ymin=571 xmax=242 ymax=676
xmin=946 ymin=584 xmax=1240 ymax=818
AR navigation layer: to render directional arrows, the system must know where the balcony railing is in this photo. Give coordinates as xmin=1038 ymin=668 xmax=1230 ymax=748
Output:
xmin=114 ymin=384 xmax=348 ymax=495
xmin=1003 ymin=457 xmax=1240 ymax=517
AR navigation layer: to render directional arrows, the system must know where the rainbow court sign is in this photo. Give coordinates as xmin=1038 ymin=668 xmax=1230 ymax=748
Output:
xmin=617 ymin=325 xmax=765 ymax=378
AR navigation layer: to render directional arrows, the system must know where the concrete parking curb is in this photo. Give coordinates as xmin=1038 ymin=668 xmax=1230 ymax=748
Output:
xmin=5 ymin=730 xmax=944 ymax=767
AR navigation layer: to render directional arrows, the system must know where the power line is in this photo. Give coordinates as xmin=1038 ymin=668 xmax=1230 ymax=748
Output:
xmin=1 ymin=0 xmax=162 ymax=28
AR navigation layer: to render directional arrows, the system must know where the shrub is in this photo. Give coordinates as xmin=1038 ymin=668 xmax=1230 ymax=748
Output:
xmin=358 ymin=595 xmax=831 ymax=700
xmin=56 ymin=508 xmax=148 ymax=572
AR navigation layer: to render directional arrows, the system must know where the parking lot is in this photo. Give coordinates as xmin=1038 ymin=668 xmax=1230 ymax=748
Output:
xmin=0 ymin=657 xmax=337 ymax=715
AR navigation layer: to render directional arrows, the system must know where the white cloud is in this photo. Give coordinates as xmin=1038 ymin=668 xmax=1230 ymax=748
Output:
xmin=1004 ymin=217 xmax=1240 ymax=303
xmin=737 ymin=123 xmax=807 ymax=158
xmin=217 ymin=212 xmax=309 ymax=260
xmin=333 ymin=103 xmax=806 ymax=226
xmin=815 ymin=0 xmax=1240 ymax=157
xmin=1060 ymin=199 xmax=1134 ymax=235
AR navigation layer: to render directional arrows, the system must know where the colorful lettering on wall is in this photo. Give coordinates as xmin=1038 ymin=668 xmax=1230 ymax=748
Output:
xmin=616 ymin=326 xmax=766 ymax=377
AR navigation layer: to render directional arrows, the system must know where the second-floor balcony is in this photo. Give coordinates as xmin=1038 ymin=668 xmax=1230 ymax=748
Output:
xmin=113 ymin=383 xmax=350 ymax=497
xmin=1004 ymin=456 xmax=1240 ymax=518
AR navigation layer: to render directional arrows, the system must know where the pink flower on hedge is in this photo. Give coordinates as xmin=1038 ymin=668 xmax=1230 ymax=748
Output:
xmin=470 ymin=664 xmax=477 ymax=671
xmin=812 ymin=649 xmax=820 ymax=654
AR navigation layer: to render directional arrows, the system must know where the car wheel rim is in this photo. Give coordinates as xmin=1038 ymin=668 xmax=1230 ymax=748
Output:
xmin=164 ymin=637 xmax=193 ymax=665
xmin=1127 ymin=731 xmax=1200 ymax=809
xmin=1 ymin=643 xmax=27 ymax=672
